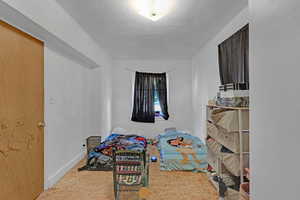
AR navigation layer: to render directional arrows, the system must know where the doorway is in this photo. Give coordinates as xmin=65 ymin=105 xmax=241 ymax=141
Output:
xmin=0 ymin=20 xmax=44 ymax=200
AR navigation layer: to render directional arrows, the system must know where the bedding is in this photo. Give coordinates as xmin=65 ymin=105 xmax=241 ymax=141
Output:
xmin=157 ymin=130 xmax=207 ymax=171
xmin=79 ymin=133 xmax=147 ymax=171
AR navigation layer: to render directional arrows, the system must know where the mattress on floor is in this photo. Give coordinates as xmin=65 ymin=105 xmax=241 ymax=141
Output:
xmin=209 ymin=109 xmax=249 ymax=132
xmin=207 ymin=139 xmax=249 ymax=177
xmin=160 ymin=157 xmax=208 ymax=171
xmin=158 ymin=131 xmax=208 ymax=171
xmin=207 ymin=122 xmax=249 ymax=153
xmin=160 ymin=148 xmax=208 ymax=171
xmin=156 ymin=130 xmax=190 ymax=149
xmin=158 ymin=131 xmax=206 ymax=154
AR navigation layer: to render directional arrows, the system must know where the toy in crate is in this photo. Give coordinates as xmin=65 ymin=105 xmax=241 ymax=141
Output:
xmin=113 ymin=150 xmax=149 ymax=200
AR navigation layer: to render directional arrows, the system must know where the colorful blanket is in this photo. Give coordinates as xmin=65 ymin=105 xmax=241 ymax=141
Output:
xmin=79 ymin=133 xmax=147 ymax=171
xmin=157 ymin=130 xmax=207 ymax=171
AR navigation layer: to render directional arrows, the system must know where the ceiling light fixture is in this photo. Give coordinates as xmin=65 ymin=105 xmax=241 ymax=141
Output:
xmin=131 ymin=0 xmax=174 ymax=21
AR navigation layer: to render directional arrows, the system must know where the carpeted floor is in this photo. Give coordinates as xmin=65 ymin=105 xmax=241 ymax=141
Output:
xmin=38 ymin=145 xmax=218 ymax=200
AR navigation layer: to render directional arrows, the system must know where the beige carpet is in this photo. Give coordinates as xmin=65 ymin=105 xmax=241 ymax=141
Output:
xmin=38 ymin=145 xmax=218 ymax=200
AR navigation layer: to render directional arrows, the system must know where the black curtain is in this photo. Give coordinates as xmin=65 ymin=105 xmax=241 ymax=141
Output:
xmin=155 ymin=73 xmax=169 ymax=120
xmin=218 ymin=24 xmax=249 ymax=85
xmin=131 ymin=72 xmax=169 ymax=123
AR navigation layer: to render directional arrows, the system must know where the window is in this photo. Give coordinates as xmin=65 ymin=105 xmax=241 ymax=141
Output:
xmin=154 ymin=90 xmax=163 ymax=118
xmin=218 ymin=24 xmax=249 ymax=85
xmin=131 ymin=72 xmax=169 ymax=123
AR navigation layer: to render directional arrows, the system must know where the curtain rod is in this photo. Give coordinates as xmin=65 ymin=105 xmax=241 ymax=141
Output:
xmin=124 ymin=67 xmax=177 ymax=73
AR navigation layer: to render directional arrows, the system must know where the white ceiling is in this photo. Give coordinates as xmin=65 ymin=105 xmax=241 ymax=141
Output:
xmin=56 ymin=0 xmax=247 ymax=59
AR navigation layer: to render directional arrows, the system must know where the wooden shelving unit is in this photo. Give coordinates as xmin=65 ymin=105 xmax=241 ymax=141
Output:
xmin=206 ymin=104 xmax=250 ymax=200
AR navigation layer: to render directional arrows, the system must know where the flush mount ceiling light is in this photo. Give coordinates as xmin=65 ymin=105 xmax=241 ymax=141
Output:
xmin=131 ymin=0 xmax=174 ymax=21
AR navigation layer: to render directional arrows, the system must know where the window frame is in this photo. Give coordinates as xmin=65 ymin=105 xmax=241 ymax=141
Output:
xmin=154 ymin=90 xmax=163 ymax=118
xmin=154 ymin=74 xmax=169 ymax=120
xmin=130 ymin=72 xmax=170 ymax=121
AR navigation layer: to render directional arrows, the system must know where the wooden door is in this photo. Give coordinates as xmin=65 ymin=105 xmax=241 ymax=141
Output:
xmin=0 ymin=20 xmax=44 ymax=200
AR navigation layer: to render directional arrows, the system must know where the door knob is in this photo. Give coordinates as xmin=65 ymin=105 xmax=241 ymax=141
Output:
xmin=37 ymin=121 xmax=45 ymax=128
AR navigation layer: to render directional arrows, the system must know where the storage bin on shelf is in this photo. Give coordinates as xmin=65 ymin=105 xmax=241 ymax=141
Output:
xmin=207 ymin=171 xmax=240 ymax=200
xmin=207 ymin=138 xmax=226 ymax=175
xmin=207 ymin=146 xmax=240 ymax=192
xmin=225 ymin=188 xmax=240 ymax=200
xmin=207 ymin=122 xmax=249 ymax=153
xmin=207 ymin=147 xmax=233 ymax=175
xmin=207 ymin=139 xmax=249 ymax=177
xmin=210 ymin=109 xmax=249 ymax=132
xmin=240 ymin=182 xmax=250 ymax=200
xmin=207 ymin=147 xmax=219 ymax=173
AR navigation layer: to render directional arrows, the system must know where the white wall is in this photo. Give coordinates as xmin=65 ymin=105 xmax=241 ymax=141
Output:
xmin=100 ymin=65 xmax=112 ymax=138
xmin=44 ymin=52 xmax=109 ymax=189
xmin=44 ymin=47 xmax=102 ymax=188
xmin=85 ymin=66 xmax=112 ymax=138
xmin=191 ymin=8 xmax=250 ymax=141
xmin=44 ymin=48 xmax=112 ymax=190
xmin=112 ymin=60 xmax=193 ymax=138
xmin=250 ymin=0 xmax=300 ymax=199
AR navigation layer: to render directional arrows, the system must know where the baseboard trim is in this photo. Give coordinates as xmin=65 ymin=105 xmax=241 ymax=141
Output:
xmin=44 ymin=152 xmax=85 ymax=189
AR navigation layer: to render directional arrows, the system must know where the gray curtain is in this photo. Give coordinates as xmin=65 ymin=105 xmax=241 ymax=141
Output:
xmin=218 ymin=24 xmax=249 ymax=85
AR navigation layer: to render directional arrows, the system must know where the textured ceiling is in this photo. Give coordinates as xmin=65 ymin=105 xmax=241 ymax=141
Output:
xmin=56 ymin=0 xmax=247 ymax=59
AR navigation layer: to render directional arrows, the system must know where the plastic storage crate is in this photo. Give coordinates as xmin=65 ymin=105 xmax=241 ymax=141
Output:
xmin=78 ymin=136 xmax=114 ymax=172
xmin=113 ymin=150 xmax=149 ymax=200
xmin=86 ymin=136 xmax=102 ymax=154
xmin=85 ymin=136 xmax=113 ymax=171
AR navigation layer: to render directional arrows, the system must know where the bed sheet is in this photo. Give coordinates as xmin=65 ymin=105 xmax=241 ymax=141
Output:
xmin=157 ymin=131 xmax=208 ymax=171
